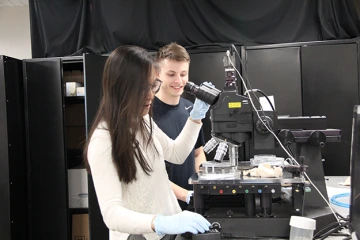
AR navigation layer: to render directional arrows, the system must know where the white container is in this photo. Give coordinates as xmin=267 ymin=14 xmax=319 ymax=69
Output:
xmin=68 ymin=168 xmax=88 ymax=208
xmin=66 ymin=82 xmax=82 ymax=96
xmin=76 ymin=87 xmax=85 ymax=96
xmin=289 ymin=216 xmax=316 ymax=240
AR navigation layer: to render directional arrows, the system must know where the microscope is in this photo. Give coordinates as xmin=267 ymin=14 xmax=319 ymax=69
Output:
xmin=185 ymin=53 xmax=278 ymax=165
xmin=183 ymin=50 xmax=341 ymax=239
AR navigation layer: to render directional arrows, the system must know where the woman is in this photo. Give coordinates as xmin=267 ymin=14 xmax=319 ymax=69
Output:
xmin=83 ymin=45 xmax=211 ymax=240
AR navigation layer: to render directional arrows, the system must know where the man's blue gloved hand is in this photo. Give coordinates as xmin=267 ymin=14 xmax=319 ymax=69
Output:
xmin=153 ymin=210 xmax=211 ymax=235
xmin=186 ymin=190 xmax=194 ymax=204
xmin=189 ymin=82 xmax=214 ymax=120
xmin=201 ymin=82 xmax=215 ymax=88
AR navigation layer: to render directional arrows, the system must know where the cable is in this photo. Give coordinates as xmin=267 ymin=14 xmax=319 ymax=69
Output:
xmin=254 ymin=89 xmax=276 ymax=111
xmin=244 ymin=89 xmax=276 ymax=111
xmin=227 ymin=48 xmax=294 ymax=161
xmin=313 ymin=221 xmax=349 ymax=239
xmin=335 ymin=212 xmax=348 ymax=221
xmin=286 ymin=146 xmax=297 ymax=165
xmin=230 ymin=45 xmax=269 ymax=124
xmin=305 ymin=172 xmax=341 ymax=223
xmin=330 ymin=193 xmax=350 ymax=208
xmin=318 ymin=222 xmax=349 ymax=240
xmin=287 ymin=145 xmax=295 ymax=157
xmin=313 ymin=222 xmax=341 ymax=238
xmin=226 ymin=44 xmax=340 ymax=224
xmin=226 ymin=51 xmax=297 ymax=163
xmin=228 ymin=47 xmax=342 ymax=223
xmin=230 ymin=45 xmax=254 ymax=94
xmin=226 ymin=50 xmax=341 ymax=224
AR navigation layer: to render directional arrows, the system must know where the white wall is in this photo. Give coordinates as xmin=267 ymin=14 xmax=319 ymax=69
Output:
xmin=0 ymin=6 xmax=31 ymax=59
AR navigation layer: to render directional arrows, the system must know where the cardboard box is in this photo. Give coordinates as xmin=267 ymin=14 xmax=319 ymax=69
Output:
xmin=66 ymin=82 xmax=82 ymax=96
xmin=65 ymin=105 xmax=85 ymax=127
xmin=68 ymin=169 xmax=88 ymax=208
xmin=72 ymin=214 xmax=89 ymax=240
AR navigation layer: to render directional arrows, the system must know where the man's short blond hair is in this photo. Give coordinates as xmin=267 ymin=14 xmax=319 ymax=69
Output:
xmin=155 ymin=42 xmax=190 ymax=64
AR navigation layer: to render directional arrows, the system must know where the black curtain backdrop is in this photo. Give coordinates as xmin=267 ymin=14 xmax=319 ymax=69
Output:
xmin=29 ymin=0 xmax=91 ymax=58
xmin=29 ymin=0 xmax=360 ymax=58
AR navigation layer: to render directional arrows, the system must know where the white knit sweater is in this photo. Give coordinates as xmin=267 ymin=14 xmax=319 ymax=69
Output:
xmin=87 ymin=115 xmax=202 ymax=240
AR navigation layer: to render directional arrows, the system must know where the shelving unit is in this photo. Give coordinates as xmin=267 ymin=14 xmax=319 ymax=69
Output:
xmin=62 ymin=59 xmax=89 ymax=240
xmin=23 ymin=55 xmax=89 ymax=240
xmin=21 ymin=54 xmax=109 ymax=240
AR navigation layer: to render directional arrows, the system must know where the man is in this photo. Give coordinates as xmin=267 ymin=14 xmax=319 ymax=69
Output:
xmin=153 ymin=43 xmax=207 ymax=210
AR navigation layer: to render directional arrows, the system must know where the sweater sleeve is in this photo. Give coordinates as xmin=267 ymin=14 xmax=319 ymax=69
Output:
xmin=153 ymin=117 xmax=203 ymax=164
xmin=87 ymin=128 xmax=155 ymax=234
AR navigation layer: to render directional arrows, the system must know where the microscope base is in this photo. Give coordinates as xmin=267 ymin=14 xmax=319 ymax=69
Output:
xmin=183 ymin=207 xmax=337 ymax=239
xmin=304 ymin=206 xmax=338 ymax=234
xmin=205 ymin=217 xmax=291 ymax=238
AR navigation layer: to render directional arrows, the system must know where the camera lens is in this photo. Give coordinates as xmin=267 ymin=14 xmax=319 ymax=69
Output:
xmin=184 ymin=82 xmax=220 ymax=105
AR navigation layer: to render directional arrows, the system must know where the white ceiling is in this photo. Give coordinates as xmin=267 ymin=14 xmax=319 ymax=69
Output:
xmin=0 ymin=0 xmax=28 ymax=7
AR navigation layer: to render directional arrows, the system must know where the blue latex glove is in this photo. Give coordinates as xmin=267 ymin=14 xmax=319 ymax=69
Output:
xmin=186 ymin=190 xmax=194 ymax=204
xmin=189 ymin=98 xmax=210 ymax=120
xmin=201 ymin=82 xmax=215 ymax=88
xmin=153 ymin=210 xmax=211 ymax=235
xmin=189 ymin=82 xmax=214 ymax=120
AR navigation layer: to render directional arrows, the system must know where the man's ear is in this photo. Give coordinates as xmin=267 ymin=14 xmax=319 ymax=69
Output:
xmin=154 ymin=62 xmax=162 ymax=78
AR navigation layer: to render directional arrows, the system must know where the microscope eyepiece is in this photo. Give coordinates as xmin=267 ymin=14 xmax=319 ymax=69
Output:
xmin=183 ymin=81 xmax=198 ymax=94
xmin=184 ymin=82 xmax=221 ymax=105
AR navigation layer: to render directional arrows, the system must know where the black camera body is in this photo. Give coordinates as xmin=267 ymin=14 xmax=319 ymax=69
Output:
xmin=184 ymin=82 xmax=278 ymax=150
xmin=210 ymin=89 xmax=277 ymax=149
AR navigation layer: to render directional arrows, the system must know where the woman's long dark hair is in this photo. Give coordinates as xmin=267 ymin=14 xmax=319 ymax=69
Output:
xmin=83 ymin=46 xmax=157 ymax=184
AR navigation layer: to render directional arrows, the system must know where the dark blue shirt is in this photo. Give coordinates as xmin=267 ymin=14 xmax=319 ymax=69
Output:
xmin=152 ymin=96 xmax=205 ymax=209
